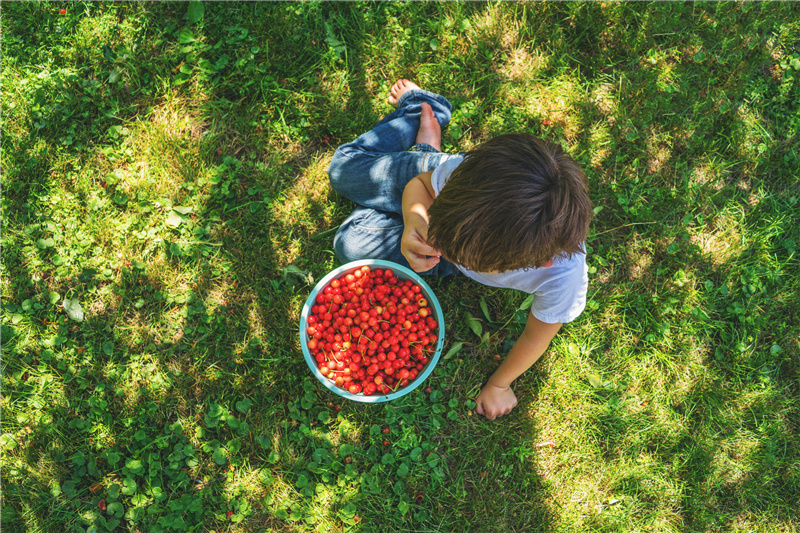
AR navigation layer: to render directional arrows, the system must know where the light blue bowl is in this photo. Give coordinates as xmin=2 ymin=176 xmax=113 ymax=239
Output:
xmin=300 ymin=260 xmax=445 ymax=403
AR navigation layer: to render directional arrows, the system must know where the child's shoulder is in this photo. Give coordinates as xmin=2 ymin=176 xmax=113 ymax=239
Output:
xmin=431 ymin=155 xmax=465 ymax=196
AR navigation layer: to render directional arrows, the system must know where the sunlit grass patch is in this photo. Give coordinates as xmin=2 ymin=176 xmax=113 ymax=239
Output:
xmin=497 ymin=46 xmax=550 ymax=83
xmin=2 ymin=2 xmax=799 ymax=532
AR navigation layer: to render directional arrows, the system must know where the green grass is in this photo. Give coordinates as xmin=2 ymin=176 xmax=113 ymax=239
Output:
xmin=2 ymin=2 xmax=799 ymax=532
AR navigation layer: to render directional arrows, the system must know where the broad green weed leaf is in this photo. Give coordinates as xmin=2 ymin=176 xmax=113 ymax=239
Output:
xmin=0 ymin=434 xmax=18 ymax=450
xmin=121 ymin=477 xmax=137 ymax=495
xmin=178 ymin=29 xmax=196 ymax=44
xmin=125 ymin=458 xmax=144 ymax=475
xmin=340 ymin=502 xmax=357 ymax=518
xmin=213 ymin=448 xmax=226 ymax=465
xmin=235 ymin=398 xmax=252 ymax=414
xmin=62 ymin=480 xmax=77 ymax=498
xmin=338 ymin=444 xmax=354 ymax=458
xmin=463 ymin=311 xmax=482 ymax=337
xmin=443 ymin=341 xmax=463 ymax=360
xmin=173 ymin=206 xmax=193 ymax=215
xmin=225 ymin=415 xmax=240 ymax=429
xmin=108 ymin=502 xmax=124 ymax=518
xmin=108 ymin=68 xmax=123 ymax=83
xmin=187 ymin=1 xmax=204 ymax=23
xmin=37 ymin=238 xmax=55 ymax=249
xmin=166 ymin=212 xmax=183 ymax=228
xmin=392 ymin=480 xmax=405 ymax=496
xmin=587 ymin=373 xmax=603 ymax=388
xmin=479 ymin=296 xmax=491 ymax=321
xmin=567 ymin=343 xmax=580 ymax=357
xmin=519 ymin=293 xmax=535 ymax=311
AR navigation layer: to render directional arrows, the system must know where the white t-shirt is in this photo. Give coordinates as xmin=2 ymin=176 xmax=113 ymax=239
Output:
xmin=431 ymin=156 xmax=589 ymax=324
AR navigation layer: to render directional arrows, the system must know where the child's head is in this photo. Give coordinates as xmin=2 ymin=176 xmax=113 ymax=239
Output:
xmin=426 ymin=133 xmax=592 ymax=272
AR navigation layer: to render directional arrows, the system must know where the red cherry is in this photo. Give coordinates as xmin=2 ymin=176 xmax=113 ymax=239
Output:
xmin=59 ymin=8 xmax=66 ymax=15
xmin=226 ymin=510 xmax=233 ymax=519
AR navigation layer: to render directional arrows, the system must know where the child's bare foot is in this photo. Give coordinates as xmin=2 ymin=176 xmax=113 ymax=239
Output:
xmin=388 ymin=79 xmax=421 ymax=106
xmin=416 ymin=103 xmax=441 ymax=151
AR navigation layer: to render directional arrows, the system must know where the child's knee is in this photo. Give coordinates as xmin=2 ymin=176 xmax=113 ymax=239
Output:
xmin=328 ymin=144 xmax=358 ymax=192
xmin=332 ymin=225 xmax=358 ymax=264
xmin=327 ymin=146 xmax=347 ymax=187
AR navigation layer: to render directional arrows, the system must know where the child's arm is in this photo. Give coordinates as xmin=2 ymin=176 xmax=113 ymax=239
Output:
xmin=476 ymin=314 xmax=562 ymax=420
xmin=401 ymin=170 xmax=441 ymax=272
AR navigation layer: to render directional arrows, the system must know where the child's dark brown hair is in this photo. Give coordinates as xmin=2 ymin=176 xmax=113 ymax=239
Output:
xmin=426 ymin=133 xmax=592 ymax=272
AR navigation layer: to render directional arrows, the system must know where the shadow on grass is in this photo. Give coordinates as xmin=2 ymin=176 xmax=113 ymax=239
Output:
xmin=3 ymin=1 xmax=799 ymax=532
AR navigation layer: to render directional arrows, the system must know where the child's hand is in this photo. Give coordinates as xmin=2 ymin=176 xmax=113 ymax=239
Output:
xmin=401 ymin=224 xmax=441 ymax=272
xmin=475 ymin=382 xmax=518 ymax=420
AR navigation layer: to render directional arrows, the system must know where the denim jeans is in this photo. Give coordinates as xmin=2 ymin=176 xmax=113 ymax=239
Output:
xmin=328 ymin=89 xmax=462 ymax=276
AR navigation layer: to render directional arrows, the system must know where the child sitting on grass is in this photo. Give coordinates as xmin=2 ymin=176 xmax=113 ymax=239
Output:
xmin=328 ymin=80 xmax=592 ymax=420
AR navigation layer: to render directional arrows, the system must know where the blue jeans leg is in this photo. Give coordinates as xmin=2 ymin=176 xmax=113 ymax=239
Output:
xmin=328 ymin=88 xmax=462 ymax=277
xmin=328 ymin=89 xmax=460 ymax=214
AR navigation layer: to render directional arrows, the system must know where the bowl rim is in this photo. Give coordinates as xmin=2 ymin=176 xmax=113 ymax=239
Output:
xmin=299 ymin=259 xmax=445 ymax=403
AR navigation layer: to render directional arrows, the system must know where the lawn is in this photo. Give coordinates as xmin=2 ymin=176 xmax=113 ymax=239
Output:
xmin=1 ymin=2 xmax=799 ymax=532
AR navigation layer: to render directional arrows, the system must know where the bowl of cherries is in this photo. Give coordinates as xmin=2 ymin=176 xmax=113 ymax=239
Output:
xmin=300 ymin=260 xmax=445 ymax=403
